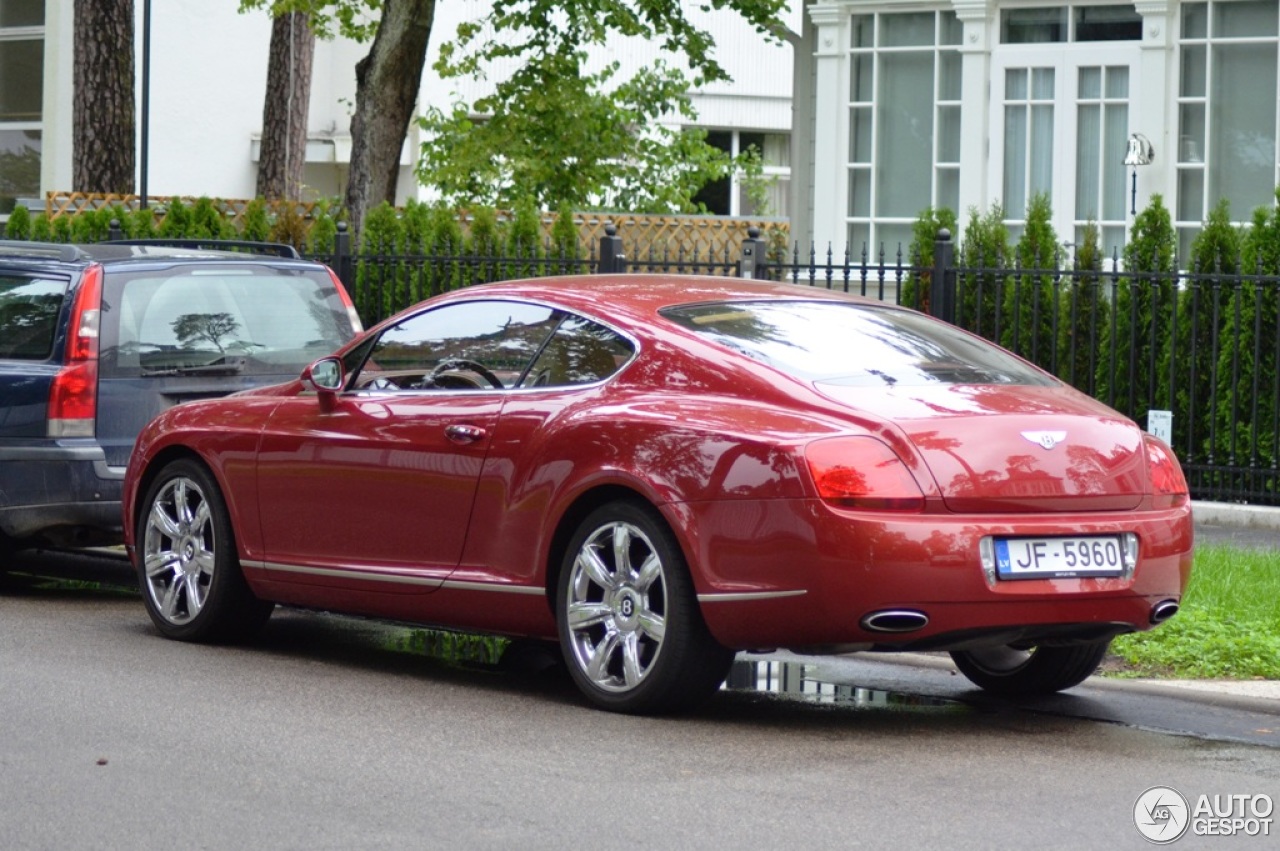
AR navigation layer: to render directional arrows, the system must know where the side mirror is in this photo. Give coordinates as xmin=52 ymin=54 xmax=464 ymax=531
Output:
xmin=303 ymin=357 xmax=344 ymax=411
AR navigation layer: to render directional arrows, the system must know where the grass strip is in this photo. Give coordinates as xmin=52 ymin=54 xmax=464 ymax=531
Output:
xmin=1111 ymin=543 xmax=1280 ymax=679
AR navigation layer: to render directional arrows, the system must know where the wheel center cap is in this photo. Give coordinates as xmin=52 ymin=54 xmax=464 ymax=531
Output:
xmin=613 ymin=589 xmax=641 ymax=629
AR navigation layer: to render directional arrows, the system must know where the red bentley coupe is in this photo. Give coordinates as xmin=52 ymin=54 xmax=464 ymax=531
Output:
xmin=122 ymin=275 xmax=1193 ymax=714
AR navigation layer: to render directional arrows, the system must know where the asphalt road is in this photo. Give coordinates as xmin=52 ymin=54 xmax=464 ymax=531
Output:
xmin=2 ymin=546 xmax=1278 ymax=849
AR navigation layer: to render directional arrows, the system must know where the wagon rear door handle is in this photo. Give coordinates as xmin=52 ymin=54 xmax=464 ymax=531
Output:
xmin=445 ymin=424 xmax=487 ymax=444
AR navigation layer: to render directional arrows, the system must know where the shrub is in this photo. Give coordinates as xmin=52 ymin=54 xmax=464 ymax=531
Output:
xmin=4 ymin=204 xmax=31 ymax=239
xmin=1173 ymin=199 xmax=1242 ymax=461
xmin=267 ymin=203 xmax=308 ymax=249
xmin=307 ymin=205 xmax=339 ymax=255
xmin=1094 ymin=194 xmax=1178 ymax=422
xmin=901 ymin=206 xmax=958 ymax=313
xmin=1056 ymin=220 xmax=1106 ymax=392
xmin=506 ymin=197 xmax=543 ymax=280
xmin=466 ymin=205 xmax=503 ymax=284
xmin=128 ymin=206 xmax=158 ymax=239
xmin=1002 ymin=192 xmax=1058 ymax=367
xmin=30 ymin=212 xmax=52 ymax=241
xmin=550 ymin=202 xmax=583 ymax=266
xmin=189 ymin=197 xmax=235 ymax=239
xmin=424 ymin=202 xmax=464 ymax=295
xmin=1211 ymin=188 xmax=1280 ymax=475
xmin=356 ymin=201 xmax=405 ymax=321
xmin=241 ymin=199 xmax=271 ymax=242
xmin=956 ymin=203 xmax=1011 ymax=339
xmin=51 ymin=214 xmax=73 ymax=243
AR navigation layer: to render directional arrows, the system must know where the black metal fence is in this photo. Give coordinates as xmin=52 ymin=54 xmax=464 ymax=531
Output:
xmin=313 ymin=223 xmax=1280 ymax=507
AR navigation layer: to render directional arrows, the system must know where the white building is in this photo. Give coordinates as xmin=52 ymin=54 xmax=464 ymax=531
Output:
xmin=793 ymin=0 xmax=1280 ymax=260
xmin=4 ymin=1 xmax=1280 ymax=261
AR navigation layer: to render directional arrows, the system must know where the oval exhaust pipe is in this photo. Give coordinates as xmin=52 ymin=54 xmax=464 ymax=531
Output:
xmin=861 ymin=609 xmax=929 ymax=634
xmin=1150 ymin=599 xmax=1180 ymax=625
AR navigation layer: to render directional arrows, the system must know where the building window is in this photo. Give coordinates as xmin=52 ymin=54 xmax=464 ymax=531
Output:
xmin=1001 ymin=5 xmax=1141 ymax=45
xmin=1177 ymin=0 xmax=1279 ymax=257
xmin=0 ymin=0 xmax=43 ymax=215
xmin=692 ymin=130 xmax=790 ymax=218
xmin=1074 ymin=66 xmax=1130 ymax=254
xmin=846 ymin=9 xmax=961 ymax=258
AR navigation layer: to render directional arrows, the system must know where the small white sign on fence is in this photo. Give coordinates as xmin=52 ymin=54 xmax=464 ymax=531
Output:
xmin=1147 ymin=409 xmax=1173 ymax=444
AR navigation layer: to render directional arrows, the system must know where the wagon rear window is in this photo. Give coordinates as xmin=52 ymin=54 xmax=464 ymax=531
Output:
xmin=0 ymin=274 xmax=66 ymax=359
xmin=661 ymin=300 xmax=1054 ymax=387
xmin=100 ymin=266 xmax=356 ymax=377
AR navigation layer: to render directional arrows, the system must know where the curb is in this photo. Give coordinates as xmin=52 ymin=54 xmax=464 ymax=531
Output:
xmin=881 ymin=652 xmax=1280 ymax=713
xmin=1192 ymin=500 xmax=1280 ymax=531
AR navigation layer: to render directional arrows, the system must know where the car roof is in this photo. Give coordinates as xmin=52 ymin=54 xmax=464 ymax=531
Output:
xmin=444 ymin=274 xmax=892 ymax=327
xmin=0 ymin=240 xmax=311 ymax=268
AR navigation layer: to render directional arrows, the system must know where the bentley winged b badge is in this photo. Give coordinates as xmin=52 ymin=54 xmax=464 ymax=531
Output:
xmin=1022 ymin=430 xmax=1067 ymax=450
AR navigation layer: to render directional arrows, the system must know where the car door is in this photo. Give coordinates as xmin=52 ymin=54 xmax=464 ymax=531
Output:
xmin=254 ymin=299 xmax=561 ymax=592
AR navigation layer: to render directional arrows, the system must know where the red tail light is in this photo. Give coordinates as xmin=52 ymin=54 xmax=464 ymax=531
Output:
xmin=48 ymin=265 xmax=103 ymax=438
xmin=805 ymin=436 xmax=925 ymax=511
xmin=1144 ymin=435 xmax=1189 ymax=509
xmin=327 ymin=267 xmax=364 ymax=333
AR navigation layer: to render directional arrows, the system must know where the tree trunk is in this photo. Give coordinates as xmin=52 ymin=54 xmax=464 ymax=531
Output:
xmin=257 ymin=11 xmax=315 ymax=201
xmin=344 ymin=0 xmax=435 ymax=240
xmin=73 ymin=0 xmax=136 ymax=194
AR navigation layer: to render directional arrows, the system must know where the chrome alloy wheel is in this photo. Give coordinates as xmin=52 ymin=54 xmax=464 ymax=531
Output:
xmin=563 ymin=520 xmax=668 ymax=693
xmin=142 ymin=475 xmax=217 ymax=626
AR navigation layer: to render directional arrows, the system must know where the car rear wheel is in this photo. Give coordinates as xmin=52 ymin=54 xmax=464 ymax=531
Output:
xmin=557 ymin=501 xmax=734 ymax=714
xmin=950 ymin=640 xmax=1111 ymax=696
xmin=136 ymin=458 xmax=273 ymax=642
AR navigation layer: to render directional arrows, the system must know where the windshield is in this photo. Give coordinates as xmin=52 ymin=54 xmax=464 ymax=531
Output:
xmin=661 ymin=300 xmax=1056 ymax=388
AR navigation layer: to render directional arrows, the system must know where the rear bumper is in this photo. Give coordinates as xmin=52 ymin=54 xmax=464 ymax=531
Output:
xmin=0 ymin=444 xmax=124 ymax=545
xmin=671 ymin=497 xmax=1194 ymax=651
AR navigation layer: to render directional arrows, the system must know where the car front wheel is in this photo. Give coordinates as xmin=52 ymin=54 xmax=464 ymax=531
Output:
xmin=557 ymin=501 xmax=734 ymax=714
xmin=950 ymin=640 xmax=1111 ymax=696
xmin=136 ymin=458 xmax=273 ymax=643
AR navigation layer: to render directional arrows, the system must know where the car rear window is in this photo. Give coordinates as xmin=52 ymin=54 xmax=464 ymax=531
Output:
xmin=100 ymin=265 xmax=357 ymax=377
xmin=0 ymin=274 xmax=67 ymax=360
xmin=661 ymin=300 xmax=1055 ymax=387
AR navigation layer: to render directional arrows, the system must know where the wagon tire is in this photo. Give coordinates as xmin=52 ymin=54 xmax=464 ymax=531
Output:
xmin=950 ymin=639 xmax=1111 ymax=696
xmin=136 ymin=458 xmax=273 ymax=643
xmin=556 ymin=501 xmax=734 ymax=714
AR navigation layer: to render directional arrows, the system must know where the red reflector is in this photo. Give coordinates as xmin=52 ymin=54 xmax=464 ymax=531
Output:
xmin=805 ymin=437 xmax=925 ymax=511
xmin=1144 ymin=435 xmax=1189 ymax=508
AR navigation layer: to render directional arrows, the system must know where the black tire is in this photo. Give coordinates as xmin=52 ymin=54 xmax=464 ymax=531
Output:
xmin=950 ymin=640 xmax=1111 ymax=696
xmin=556 ymin=500 xmax=735 ymax=714
xmin=135 ymin=458 xmax=273 ymax=643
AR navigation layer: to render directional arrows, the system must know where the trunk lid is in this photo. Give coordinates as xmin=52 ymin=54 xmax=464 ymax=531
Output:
xmin=815 ymin=381 xmax=1147 ymax=512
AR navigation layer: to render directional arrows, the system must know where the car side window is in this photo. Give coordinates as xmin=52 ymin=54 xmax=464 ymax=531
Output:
xmin=354 ymin=300 xmax=561 ymax=391
xmin=0 ymin=275 xmax=66 ymax=360
xmin=520 ymin=315 xmax=634 ymax=388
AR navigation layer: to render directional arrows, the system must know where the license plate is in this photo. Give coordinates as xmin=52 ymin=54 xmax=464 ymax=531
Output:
xmin=994 ymin=535 xmax=1126 ymax=579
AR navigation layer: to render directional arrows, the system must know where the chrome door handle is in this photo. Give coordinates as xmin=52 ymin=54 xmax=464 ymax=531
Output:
xmin=444 ymin=424 xmax=486 ymax=444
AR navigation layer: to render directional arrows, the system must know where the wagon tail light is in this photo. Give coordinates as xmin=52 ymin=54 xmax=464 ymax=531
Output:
xmin=328 ymin=267 xmax=364 ymax=333
xmin=1144 ymin=435 xmax=1189 ymax=509
xmin=48 ymin=264 xmax=103 ymax=438
xmin=805 ymin=436 xmax=925 ymax=511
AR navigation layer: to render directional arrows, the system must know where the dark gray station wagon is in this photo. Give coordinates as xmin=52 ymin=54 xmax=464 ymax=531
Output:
xmin=0 ymin=240 xmax=361 ymax=553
